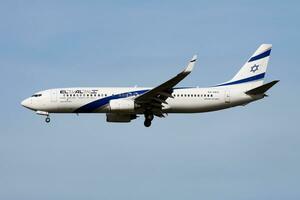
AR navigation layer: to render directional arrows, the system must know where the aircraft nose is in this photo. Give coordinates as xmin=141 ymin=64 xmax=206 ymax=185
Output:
xmin=21 ymin=98 xmax=32 ymax=109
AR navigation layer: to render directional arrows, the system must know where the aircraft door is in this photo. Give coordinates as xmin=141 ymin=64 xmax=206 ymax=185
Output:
xmin=225 ymin=91 xmax=230 ymax=104
xmin=51 ymin=90 xmax=57 ymax=102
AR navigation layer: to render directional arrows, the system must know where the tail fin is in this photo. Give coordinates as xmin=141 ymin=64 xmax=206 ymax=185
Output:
xmin=218 ymin=44 xmax=272 ymax=87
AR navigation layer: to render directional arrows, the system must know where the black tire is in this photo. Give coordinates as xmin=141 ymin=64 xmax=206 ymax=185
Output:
xmin=45 ymin=117 xmax=50 ymax=123
xmin=144 ymin=120 xmax=151 ymax=127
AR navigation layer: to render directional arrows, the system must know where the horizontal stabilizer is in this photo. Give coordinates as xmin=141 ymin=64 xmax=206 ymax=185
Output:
xmin=245 ymin=80 xmax=279 ymax=95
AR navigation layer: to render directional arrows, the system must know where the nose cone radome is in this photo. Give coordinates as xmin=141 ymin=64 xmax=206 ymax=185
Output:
xmin=21 ymin=98 xmax=32 ymax=109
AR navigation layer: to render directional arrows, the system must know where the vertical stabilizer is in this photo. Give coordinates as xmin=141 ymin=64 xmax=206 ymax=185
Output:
xmin=219 ymin=44 xmax=272 ymax=87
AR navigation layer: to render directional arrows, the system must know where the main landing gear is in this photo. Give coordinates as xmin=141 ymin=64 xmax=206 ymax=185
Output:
xmin=144 ymin=113 xmax=154 ymax=127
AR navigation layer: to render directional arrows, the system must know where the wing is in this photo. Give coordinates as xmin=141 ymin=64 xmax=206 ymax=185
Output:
xmin=135 ymin=55 xmax=197 ymax=116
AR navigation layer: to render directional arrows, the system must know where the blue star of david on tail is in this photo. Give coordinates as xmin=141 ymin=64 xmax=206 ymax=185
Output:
xmin=250 ymin=64 xmax=259 ymax=73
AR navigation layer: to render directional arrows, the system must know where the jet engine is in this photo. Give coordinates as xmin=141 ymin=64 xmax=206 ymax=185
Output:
xmin=106 ymin=113 xmax=137 ymax=123
xmin=109 ymin=99 xmax=136 ymax=112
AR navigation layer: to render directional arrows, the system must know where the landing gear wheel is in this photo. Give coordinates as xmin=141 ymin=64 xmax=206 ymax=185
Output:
xmin=144 ymin=112 xmax=154 ymax=127
xmin=144 ymin=120 xmax=151 ymax=127
xmin=45 ymin=117 xmax=50 ymax=123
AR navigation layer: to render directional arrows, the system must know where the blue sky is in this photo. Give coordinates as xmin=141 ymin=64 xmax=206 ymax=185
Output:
xmin=0 ymin=1 xmax=299 ymax=199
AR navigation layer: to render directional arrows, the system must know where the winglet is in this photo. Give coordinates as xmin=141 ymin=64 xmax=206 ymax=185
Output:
xmin=184 ymin=55 xmax=197 ymax=73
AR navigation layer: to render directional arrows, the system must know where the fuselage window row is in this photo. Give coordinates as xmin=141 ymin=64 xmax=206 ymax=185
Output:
xmin=62 ymin=93 xmax=213 ymax=98
xmin=172 ymin=94 xmax=213 ymax=97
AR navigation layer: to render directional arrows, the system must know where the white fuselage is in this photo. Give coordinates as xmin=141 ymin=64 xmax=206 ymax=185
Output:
xmin=20 ymin=44 xmax=276 ymax=127
xmin=21 ymin=85 xmax=262 ymax=114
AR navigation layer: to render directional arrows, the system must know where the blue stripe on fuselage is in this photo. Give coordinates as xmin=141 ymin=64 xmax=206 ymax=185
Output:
xmin=74 ymin=89 xmax=149 ymax=113
xmin=216 ymin=72 xmax=265 ymax=87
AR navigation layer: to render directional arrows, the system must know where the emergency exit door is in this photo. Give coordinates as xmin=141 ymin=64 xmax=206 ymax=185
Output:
xmin=225 ymin=91 xmax=230 ymax=103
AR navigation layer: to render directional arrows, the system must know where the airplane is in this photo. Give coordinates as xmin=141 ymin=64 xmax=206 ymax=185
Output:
xmin=21 ymin=44 xmax=279 ymax=127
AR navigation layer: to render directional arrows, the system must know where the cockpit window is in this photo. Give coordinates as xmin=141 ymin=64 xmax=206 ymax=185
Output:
xmin=31 ymin=94 xmax=42 ymax=97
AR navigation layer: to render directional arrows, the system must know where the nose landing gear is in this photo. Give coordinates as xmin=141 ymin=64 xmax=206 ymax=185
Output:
xmin=45 ymin=117 xmax=51 ymax=123
xmin=36 ymin=111 xmax=51 ymax=123
xmin=144 ymin=113 xmax=154 ymax=127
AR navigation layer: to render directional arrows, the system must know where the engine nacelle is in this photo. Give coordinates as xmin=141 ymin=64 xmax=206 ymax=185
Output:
xmin=109 ymin=99 xmax=136 ymax=113
xmin=106 ymin=113 xmax=137 ymax=123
